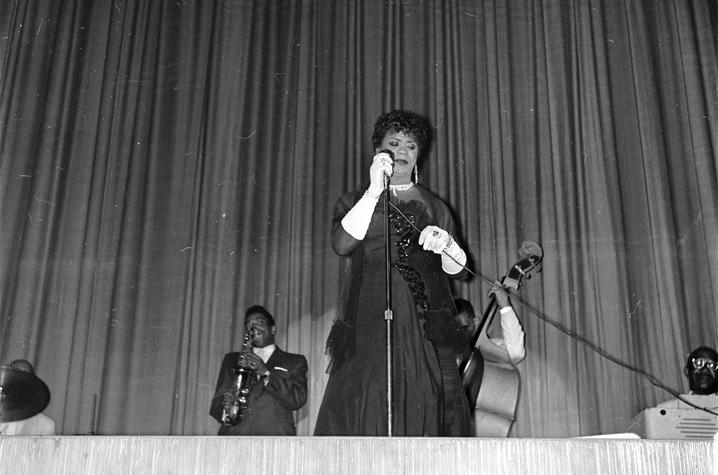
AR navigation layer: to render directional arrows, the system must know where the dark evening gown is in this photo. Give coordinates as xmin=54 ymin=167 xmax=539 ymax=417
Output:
xmin=314 ymin=184 xmax=471 ymax=436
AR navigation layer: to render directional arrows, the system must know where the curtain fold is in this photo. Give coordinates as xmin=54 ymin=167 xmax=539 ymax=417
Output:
xmin=0 ymin=0 xmax=715 ymax=437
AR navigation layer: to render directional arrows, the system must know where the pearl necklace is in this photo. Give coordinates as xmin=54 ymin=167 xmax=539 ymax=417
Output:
xmin=389 ymin=183 xmax=414 ymax=196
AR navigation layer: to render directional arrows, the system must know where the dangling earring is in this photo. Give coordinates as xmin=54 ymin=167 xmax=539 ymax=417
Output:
xmin=413 ymin=164 xmax=419 ymax=183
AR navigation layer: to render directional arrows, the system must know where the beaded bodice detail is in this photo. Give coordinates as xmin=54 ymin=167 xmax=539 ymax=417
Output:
xmin=389 ymin=206 xmax=429 ymax=312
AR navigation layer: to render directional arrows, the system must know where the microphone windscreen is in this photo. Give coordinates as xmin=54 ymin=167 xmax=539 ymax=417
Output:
xmin=378 ymin=149 xmax=394 ymax=160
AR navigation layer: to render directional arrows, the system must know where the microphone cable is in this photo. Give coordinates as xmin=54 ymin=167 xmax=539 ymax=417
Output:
xmin=387 ymin=199 xmax=718 ymax=417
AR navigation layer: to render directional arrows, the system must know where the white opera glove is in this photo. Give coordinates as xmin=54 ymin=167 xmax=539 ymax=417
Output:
xmin=418 ymin=225 xmax=467 ymax=274
xmin=340 ymin=152 xmax=393 ymax=240
xmin=340 ymin=192 xmax=379 ymax=240
xmin=367 ymin=151 xmax=394 ymax=198
xmin=441 ymin=237 xmax=467 ymax=274
xmin=418 ymin=225 xmax=451 ymax=253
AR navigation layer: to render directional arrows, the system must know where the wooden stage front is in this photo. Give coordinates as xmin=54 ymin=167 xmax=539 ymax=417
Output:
xmin=0 ymin=436 xmax=714 ymax=474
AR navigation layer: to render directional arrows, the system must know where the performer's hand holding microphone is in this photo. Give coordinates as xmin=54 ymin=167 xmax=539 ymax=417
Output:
xmin=367 ymin=150 xmax=394 ymax=198
xmin=341 ymin=150 xmax=393 ymax=241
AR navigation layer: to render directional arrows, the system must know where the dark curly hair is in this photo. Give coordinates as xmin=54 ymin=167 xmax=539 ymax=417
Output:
xmin=371 ymin=110 xmax=432 ymax=159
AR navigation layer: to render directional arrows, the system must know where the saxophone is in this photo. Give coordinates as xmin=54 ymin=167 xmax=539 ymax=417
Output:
xmin=221 ymin=328 xmax=256 ymax=425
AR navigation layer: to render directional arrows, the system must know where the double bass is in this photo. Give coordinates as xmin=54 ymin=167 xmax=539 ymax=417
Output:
xmin=459 ymin=241 xmax=543 ymax=437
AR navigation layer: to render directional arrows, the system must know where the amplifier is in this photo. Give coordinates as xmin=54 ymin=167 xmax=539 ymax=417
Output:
xmin=628 ymin=407 xmax=718 ymax=439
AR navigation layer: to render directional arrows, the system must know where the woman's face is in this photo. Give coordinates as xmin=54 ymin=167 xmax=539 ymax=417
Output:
xmin=375 ymin=130 xmax=419 ymax=184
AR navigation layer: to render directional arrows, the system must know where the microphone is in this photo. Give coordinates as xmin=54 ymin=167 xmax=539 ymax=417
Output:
xmin=377 ymin=149 xmax=394 ymax=188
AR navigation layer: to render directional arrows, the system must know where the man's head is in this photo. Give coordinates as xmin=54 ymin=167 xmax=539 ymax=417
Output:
xmin=454 ymin=298 xmax=478 ymax=336
xmin=685 ymin=346 xmax=718 ymax=395
xmin=244 ymin=305 xmax=276 ymax=349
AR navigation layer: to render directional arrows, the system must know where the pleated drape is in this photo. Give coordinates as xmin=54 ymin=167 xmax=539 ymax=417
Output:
xmin=0 ymin=0 xmax=715 ymax=437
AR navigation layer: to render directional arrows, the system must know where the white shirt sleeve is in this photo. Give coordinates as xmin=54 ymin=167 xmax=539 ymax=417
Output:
xmin=496 ymin=306 xmax=526 ymax=365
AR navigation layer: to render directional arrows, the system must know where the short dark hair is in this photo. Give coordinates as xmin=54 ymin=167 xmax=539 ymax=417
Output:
xmin=244 ymin=305 xmax=276 ymax=327
xmin=454 ymin=298 xmax=475 ymax=316
xmin=371 ymin=110 xmax=432 ymax=159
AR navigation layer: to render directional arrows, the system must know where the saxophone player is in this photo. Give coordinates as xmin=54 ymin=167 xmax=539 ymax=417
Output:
xmin=210 ymin=305 xmax=308 ymax=435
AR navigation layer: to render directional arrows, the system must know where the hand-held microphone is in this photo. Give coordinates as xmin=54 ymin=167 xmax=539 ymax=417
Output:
xmin=377 ymin=149 xmax=394 ymax=188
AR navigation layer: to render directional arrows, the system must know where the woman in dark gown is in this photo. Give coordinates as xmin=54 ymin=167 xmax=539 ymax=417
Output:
xmin=314 ymin=110 xmax=472 ymax=436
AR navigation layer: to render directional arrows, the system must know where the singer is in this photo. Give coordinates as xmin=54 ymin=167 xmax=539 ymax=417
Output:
xmin=314 ymin=110 xmax=472 ymax=436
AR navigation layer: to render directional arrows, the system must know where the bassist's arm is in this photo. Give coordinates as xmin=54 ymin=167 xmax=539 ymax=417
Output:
xmin=498 ymin=307 xmax=526 ymax=365
xmin=490 ymin=284 xmax=526 ymax=365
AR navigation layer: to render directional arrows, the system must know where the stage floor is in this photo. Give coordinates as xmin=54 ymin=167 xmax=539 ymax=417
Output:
xmin=0 ymin=436 xmax=714 ymax=474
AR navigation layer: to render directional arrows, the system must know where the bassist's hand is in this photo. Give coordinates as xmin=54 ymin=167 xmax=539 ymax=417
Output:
xmin=489 ymin=280 xmax=511 ymax=309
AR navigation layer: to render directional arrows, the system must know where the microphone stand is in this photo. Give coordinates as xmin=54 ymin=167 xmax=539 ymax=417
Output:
xmin=383 ymin=174 xmax=393 ymax=436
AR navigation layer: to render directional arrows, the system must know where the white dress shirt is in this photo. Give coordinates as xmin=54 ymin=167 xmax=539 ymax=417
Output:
xmin=492 ymin=306 xmax=526 ymax=365
xmin=253 ymin=344 xmax=276 ymax=364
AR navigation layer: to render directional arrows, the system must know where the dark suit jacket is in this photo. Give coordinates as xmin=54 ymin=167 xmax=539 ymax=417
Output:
xmin=210 ymin=347 xmax=308 ymax=435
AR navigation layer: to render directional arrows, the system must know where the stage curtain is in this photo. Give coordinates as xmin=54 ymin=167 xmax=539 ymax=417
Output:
xmin=0 ymin=0 xmax=715 ymax=437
